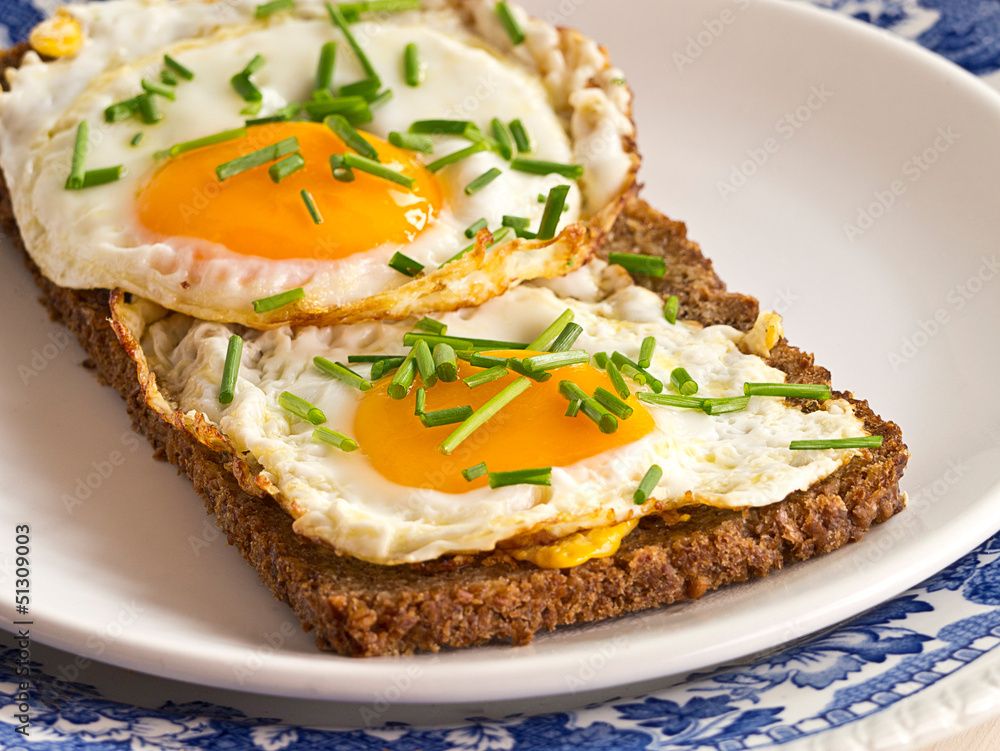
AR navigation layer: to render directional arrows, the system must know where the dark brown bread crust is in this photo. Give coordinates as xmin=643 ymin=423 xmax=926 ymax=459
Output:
xmin=1 ymin=44 xmax=906 ymax=656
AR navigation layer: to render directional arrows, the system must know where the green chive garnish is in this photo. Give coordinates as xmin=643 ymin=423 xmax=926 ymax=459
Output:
xmin=252 ymin=287 xmax=305 ymax=313
xmin=130 ymin=132 xmax=143 ymax=147
xmin=565 ymin=399 xmax=582 ymax=417
xmin=426 ymin=141 xmax=488 ymax=173
xmin=141 ymin=77 xmax=176 ymax=100
xmin=495 ymin=1 xmax=525 ymax=45
xmin=388 ymin=131 xmax=434 ymax=153
xmin=592 ymin=352 xmax=609 ymax=369
xmin=548 ymin=322 xmax=583 ymax=353
xmin=66 ymin=121 xmax=89 ymax=190
xmin=439 ymin=226 xmax=511 ymax=267
xmin=414 ymin=316 xmax=447 ymax=335
xmin=301 ymin=189 xmax=323 ymax=224
xmin=369 ymin=356 xmax=406 ymax=379
xmin=314 ymin=356 xmax=372 ymax=391
xmin=522 ymin=350 xmax=589 ymax=373
xmin=670 ymin=367 xmax=698 ymax=396
xmin=502 ymin=215 xmax=529 ymax=232
xmin=610 ymin=352 xmax=663 ymax=392
xmin=404 ymin=42 xmax=423 ymax=86
xmin=409 ymin=119 xmax=481 ymax=139
xmin=329 ymin=153 xmax=355 ymax=182
xmin=105 ymin=98 xmax=140 ymax=123
xmin=325 ymin=114 xmax=378 ymax=160
xmin=490 ymin=118 xmax=513 ymax=160
xmin=387 ymin=350 xmax=417 ymax=399
xmin=413 ymin=339 xmax=437 ymax=387
xmin=388 ymin=251 xmax=424 ymax=277
xmin=638 ymin=337 xmax=656 ymax=368
xmin=338 ymin=78 xmax=381 ymax=98
xmin=527 ymin=309 xmax=573 ymax=351
xmin=246 ymin=103 xmax=301 ymax=125
xmin=537 ymin=184 xmax=570 ymax=240
xmin=242 ymin=102 xmax=262 ymax=116
xmin=164 ymin=54 xmax=195 ymax=81
xmin=744 ymin=383 xmax=833 ymax=399
xmin=269 ymin=152 xmax=305 ymax=183
xmin=370 ymin=88 xmax=393 ymax=110
xmin=463 ymin=365 xmax=509 ymax=388
xmin=664 ymin=295 xmax=680 ymax=324
xmin=509 ymin=119 xmax=531 ymax=152
xmin=420 ymin=405 xmax=474 ymax=427
xmin=701 ymin=396 xmax=751 ymax=415
xmin=636 ymin=393 xmax=705 ymax=409
xmin=303 ymin=97 xmax=371 ymax=122
xmin=338 ymin=0 xmax=421 ymax=17
xmin=607 ymin=252 xmax=666 ymax=278
xmin=593 ymin=386 xmax=632 ymax=420
xmin=160 ymin=69 xmax=179 ymax=86
xmin=326 ymin=2 xmax=381 ymax=84
xmin=465 ymin=218 xmax=489 ymax=239
xmin=279 ymin=391 xmax=326 ymax=424
xmin=312 ymin=427 xmax=359 ymax=452
xmin=439 ymin=376 xmax=530 ymax=454
xmin=634 ymin=465 xmax=662 ymax=505
xmin=489 ymin=467 xmax=552 ymax=489
xmin=506 ymin=358 xmax=551 ymax=382
xmin=343 ymin=152 xmax=415 ymax=187
xmin=137 ymin=94 xmax=161 ymax=124
xmin=606 ymin=361 xmax=630 ymax=399
xmin=154 ymin=126 xmax=247 ymax=159
xmin=414 ymin=387 xmax=426 ymax=415
xmin=315 ymin=41 xmax=338 ymax=90
xmin=433 ymin=343 xmax=459 ymax=382
xmin=219 ymin=334 xmax=243 ymax=404
xmin=462 ymin=462 xmax=488 ymax=481
xmin=348 ymin=354 xmax=406 ymax=363
xmin=789 ymin=436 xmax=883 ymax=450
xmin=79 ymin=166 xmax=125 ymax=188
xmin=216 ymin=137 xmax=299 ymax=180
xmin=231 ymin=55 xmax=266 ymax=102
xmin=256 ymin=0 xmax=294 ymax=18
xmin=458 ymin=352 xmax=508 ymax=368
xmin=404 ymin=332 xmax=525 ymax=350
xmin=465 ymin=167 xmax=502 ymax=195
xmin=510 ymin=158 xmax=583 ymax=180
xmin=558 ymin=381 xmax=617 ymax=433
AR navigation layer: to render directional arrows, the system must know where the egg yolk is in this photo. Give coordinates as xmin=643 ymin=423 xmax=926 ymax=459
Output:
xmin=136 ymin=122 xmax=442 ymax=261
xmin=354 ymin=352 xmax=656 ymax=494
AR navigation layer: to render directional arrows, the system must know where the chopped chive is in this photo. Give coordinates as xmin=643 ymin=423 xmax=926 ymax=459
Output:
xmin=606 ymin=361 xmax=630 ymax=399
xmin=457 ymin=351 xmax=508 ymax=368
xmin=325 ymin=114 xmax=378 ymax=160
xmin=348 ymin=354 xmax=407 ymax=363
xmin=219 ymin=334 xmax=243 ymax=404
xmin=343 ymin=152 xmax=415 ymax=187
xmin=425 ymin=141 xmax=489 ymax=173
xmin=404 ymin=42 xmax=423 ymax=86
xmin=593 ymin=386 xmax=632 ymax=420
xmin=433 ymin=343 xmax=459 ymax=382
xmin=326 ymin=2 xmax=381 ymax=85
xmin=611 ymin=352 xmax=663 ymax=393
xmin=463 ymin=365 xmax=509 ymax=388
xmin=439 ymin=226 xmax=511 ymax=267
xmin=313 ymin=356 xmax=372 ymax=391
xmin=638 ymin=337 xmax=656 ymax=368
xmin=387 ymin=350 xmax=417 ymax=399
xmin=279 ymin=391 xmax=326 ymax=425
xmin=490 ymin=118 xmax=513 ymax=160
xmin=269 ymin=153 xmax=305 ymax=183
xmin=256 ymin=0 xmax=294 ymax=18
xmin=370 ymin=356 xmax=406 ymax=379
xmin=246 ymin=103 xmax=301 ymax=125
xmin=329 ymin=153 xmax=355 ymax=182
xmin=565 ymin=399 xmax=582 ymax=417
xmin=414 ymin=317 xmax=447 ymax=335
xmin=216 ymin=137 xmax=299 ymax=180
xmin=790 ymin=436 xmax=883 ymax=450
xmin=141 ymin=77 xmax=176 ymax=100
xmin=312 ymin=427 xmax=359 ymax=452
xmin=744 ymin=383 xmax=833 ymax=399
xmin=104 ymin=98 xmax=140 ymax=123
xmin=439 ymin=377 xmax=531 ymax=454
xmin=548 ymin=322 xmax=583 ymax=353
xmin=164 ymin=54 xmax=195 ymax=81
xmin=231 ymin=72 xmax=262 ymax=102
xmin=409 ymin=119 xmax=481 ymax=139
xmin=316 ymin=41 xmax=337 ymax=91
xmin=465 ymin=218 xmax=489 ymax=239
xmin=636 ymin=393 xmax=706 ymax=409
xmin=252 ymin=287 xmax=305 ymax=313
xmin=701 ymin=396 xmax=751 ymax=415
xmin=338 ymin=78 xmax=381 ymax=98
xmin=506 ymin=357 xmax=552 ymax=382
xmin=634 ymin=465 xmax=662 ymax=505
xmin=509 ymin=119 xmax=531 ymax=152
xmin=462 ymin=462 xmax=488 ymax=481
xmin=389 ymin=131 xmax=434 ymax=153
xmin=160 ymin=69 xmax=178 ymax=86
xmin=664 ymin=294 xmax=680 ymax=324
xmin=368 ymin=88 xmax=393 ymax=110
xmin=154 ymin=126 xmax=247 ymax=159
xmin=536 ymin=184 xmax=570 ymax=240
xmin=388 ymin=251 xmax=424 ymax=277
xmin=241 ymin=101 xmax=263 ymax=116
xmin=404 ymin=332 xmax=526 ymax=350
xmin=527 ymin=309 xmax=573 ymax=351
xmin=65 ymin=121 xmax=89 ymax=190
xmin=670 ymin=367 xmax=698 ymax=396
xmin=522 ymin=349 xmax=589 ymax=373
xmin=338 ymin=0 xmax=421 ymax=16
xmin=413 ymin=339 xmax=437 ymax=387
xmin=130 ymin=132 xmax=143 ymax=147
xmin=420 ymin=405 xmax=474 ymax=427
xmin=558 ymin=381 xmax=617 ymax=434
xmin=502 ymin=215 xmax=530 ymax=231
xmin=414 ymin=387 xmax=426 ymax=415
xmin=301 ymin=189 xmax=323 ymax=224
xmin=607 ymin=252 xmax=666 ymax=278
xmin=303 ymin=97 xmax=371 ymax=121
xmin=79 ymin=166 xmax=125 ymax=188
xmin=489 ymin=467 xmax=552 ymax=489
xmin=592 ymin=352 xmax=609 ymax=369
xmin=495 ymin=1 xmax=525 ymax=45
xmin=137 ymin=94 xmax=161 ymax=124
xmin=511 ymin=157 xmax=582 ymax=180
xmin=465 ymin=167 xmax=502 ymax=195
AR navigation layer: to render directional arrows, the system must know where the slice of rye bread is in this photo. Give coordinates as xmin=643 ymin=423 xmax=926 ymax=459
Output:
xmin=1 ymin=45 xmax=907 ymax=657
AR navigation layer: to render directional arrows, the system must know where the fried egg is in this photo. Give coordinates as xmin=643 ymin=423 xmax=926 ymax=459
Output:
xmin=110 ymin=263 xmax=870 ymax=565
xmin=0 ymin=0 xmax=637 ymax=327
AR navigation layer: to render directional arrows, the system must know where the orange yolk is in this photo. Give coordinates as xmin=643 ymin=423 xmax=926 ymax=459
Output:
xmin=354 ymin=351 xmax=656 ymax=494
xmin=136 ymin=122 xmax=443 ymax=261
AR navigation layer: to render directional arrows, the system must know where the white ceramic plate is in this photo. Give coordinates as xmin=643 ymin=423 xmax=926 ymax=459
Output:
xmin=2 ymin=0 xmax=1000 ymax=704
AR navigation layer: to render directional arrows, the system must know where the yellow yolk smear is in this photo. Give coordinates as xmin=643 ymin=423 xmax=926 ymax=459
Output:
xmin=509 ymin=518 xmax=639 ymax=568
xmin=136 ymin=122 xmax=442 ymax=261
xmin=354 ymin=351 xmax=656 ymax=494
